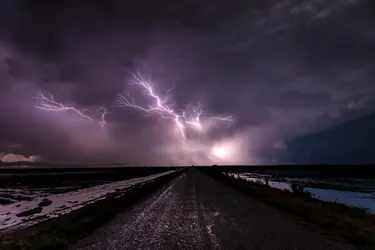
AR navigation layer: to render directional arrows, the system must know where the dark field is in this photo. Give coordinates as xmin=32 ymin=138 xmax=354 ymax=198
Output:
xmin=0 ymin=165 xmax=182 ymax=187
xmin=208 ymin=165 xmax=375 ymax=178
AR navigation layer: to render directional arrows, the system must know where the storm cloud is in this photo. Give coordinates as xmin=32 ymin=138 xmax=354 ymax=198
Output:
xmin=0 ymin=0 xmax=374 ymax=165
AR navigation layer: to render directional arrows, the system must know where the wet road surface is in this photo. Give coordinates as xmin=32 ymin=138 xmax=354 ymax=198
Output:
xmin=72 ymin=169 xmax=354 ymax=250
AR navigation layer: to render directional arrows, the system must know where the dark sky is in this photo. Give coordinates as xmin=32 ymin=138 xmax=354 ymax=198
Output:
xmin=0 ymin=0 xmax=374 ymax=165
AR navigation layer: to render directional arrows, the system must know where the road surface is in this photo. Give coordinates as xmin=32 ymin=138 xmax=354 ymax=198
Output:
xmin=72 ymin=169 xmax=354 ymax=250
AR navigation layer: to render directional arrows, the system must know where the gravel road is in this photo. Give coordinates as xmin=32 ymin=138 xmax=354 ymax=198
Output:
xmin=72 ymin=168 xmax=355 ymax=250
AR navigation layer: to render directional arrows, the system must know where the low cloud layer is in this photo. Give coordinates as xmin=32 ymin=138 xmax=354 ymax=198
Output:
xmin=0 ymin=152 xmax=41 ymax=163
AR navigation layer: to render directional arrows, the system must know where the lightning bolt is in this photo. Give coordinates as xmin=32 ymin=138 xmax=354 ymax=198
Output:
xmin=2 ymin=154 xmax=10 ymax=162
xmin=115 ymin=72 xmax=233 ymax=139
xmin=33 ymin=92 xmax=108 ymax=127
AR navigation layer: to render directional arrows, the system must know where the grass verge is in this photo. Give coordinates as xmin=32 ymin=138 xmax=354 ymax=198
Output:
xmin=200 ymin=168 xmax=375 ymax=249
xmin=0 ymin=170 xmax=183 ymax=250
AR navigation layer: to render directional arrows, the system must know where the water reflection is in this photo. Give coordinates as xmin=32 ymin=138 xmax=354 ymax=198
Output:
xmin=268 ymin=181 xmax=293 ymax=192
xmin=226 ymin=172 xmax=375 ymax=213
xmin=306 ymin=187 xmax=375 ymax=213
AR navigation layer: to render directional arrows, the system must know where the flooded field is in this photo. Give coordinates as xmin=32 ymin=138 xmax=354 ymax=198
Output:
xmin=225 ymin=172 xmax=375 ymax=213
xmin=0 ymin=167 xmax=179 ymax=231
xmin=0 ymin=178 xmax=109 ymax=205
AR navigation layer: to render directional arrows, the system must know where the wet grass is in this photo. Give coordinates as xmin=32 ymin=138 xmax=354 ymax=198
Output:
xmin=0 ymin=170 xmax=183 ymax=250
xmin=200 ymin=168 xmax=375 ymax=249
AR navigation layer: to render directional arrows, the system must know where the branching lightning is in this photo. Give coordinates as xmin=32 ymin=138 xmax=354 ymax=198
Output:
xmin=115 ymin=72 xmax=233 ymax=139
xmin=34 ymin=92 xmax=107 ymax=127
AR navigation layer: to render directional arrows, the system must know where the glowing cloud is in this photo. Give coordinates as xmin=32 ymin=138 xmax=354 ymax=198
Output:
xmin=1 ymin=153 xmax=41 ymax=162
xmin=212 ymin=144 xmax=234 ymax=160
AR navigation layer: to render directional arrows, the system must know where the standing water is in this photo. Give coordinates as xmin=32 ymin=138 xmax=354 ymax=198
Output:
xmin=225 ymin=172 xmax=375 ymax=213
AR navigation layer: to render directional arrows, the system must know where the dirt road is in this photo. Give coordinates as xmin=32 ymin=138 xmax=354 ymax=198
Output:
xmin=72 ymin=169 xmax=354 ymax=250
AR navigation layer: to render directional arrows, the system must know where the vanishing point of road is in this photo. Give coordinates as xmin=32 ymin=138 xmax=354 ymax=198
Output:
xmin=72 ymin=169 xmax=354 ymax=250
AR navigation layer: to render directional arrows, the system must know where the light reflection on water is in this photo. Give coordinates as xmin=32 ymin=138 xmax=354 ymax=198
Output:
xmin=226 ymin=172 xmax=375 ymax=213
xmin=268 ymin=181 xmax=293 ymax=192
xmin=306 ymin=187 xmax=375 ymax=213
